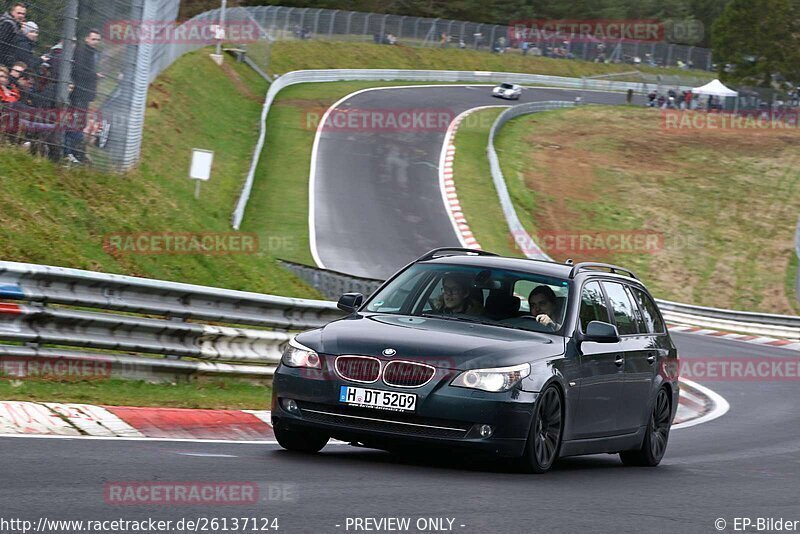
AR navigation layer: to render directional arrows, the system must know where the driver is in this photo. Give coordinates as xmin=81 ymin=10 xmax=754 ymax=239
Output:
xmin=528 ymin=285 xmax=560 ymax=330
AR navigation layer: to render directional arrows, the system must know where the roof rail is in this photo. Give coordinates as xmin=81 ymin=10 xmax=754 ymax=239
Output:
xmin=569 ymin=262 xmax=638 ymax=280
xmin=416 ymin=248 xmax=499 ymax=262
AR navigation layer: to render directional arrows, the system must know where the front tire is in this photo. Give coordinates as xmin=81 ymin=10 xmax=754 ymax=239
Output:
xmin=513 ymin=385 xmax=563 ymax=473
xmin=620 ymin=387 xmax=671 ymax=466
xmin=274 ymin=425 xmax=329 ymax=453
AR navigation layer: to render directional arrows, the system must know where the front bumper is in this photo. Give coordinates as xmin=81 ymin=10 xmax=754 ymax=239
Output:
xmin=272 ymin=362 xmax=537 ymax=457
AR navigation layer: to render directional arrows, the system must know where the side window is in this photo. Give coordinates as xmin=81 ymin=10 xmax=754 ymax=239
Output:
xmin=630 ymin=287 xmax=666 ymax=334
xmin=579 ymin=281 xmax=610 ymax=332
xmin=624 ymin=285 xmax=648 ymax=334
xmin=602 ymin=282 xmax=640 ymax=335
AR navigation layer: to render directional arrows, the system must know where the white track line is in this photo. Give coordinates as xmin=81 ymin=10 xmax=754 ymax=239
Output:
xmin=0 ymin=433 xmax=350 ymax=445
xmin=672 ymin=378 xmax=730 ymax=430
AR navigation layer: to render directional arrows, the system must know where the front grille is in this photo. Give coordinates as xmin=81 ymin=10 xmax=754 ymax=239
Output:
xmin=335 ymin=355 xmax=381 ymax=383
xmin=383 ymin=361 xmax=436 ymax=388
xmin=299 ymin=405 xmax=469 ymax=440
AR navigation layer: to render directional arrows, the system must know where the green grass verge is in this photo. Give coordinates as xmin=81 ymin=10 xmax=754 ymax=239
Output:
xmin=0 ymin=49 xmax=319 ymax=299
xmin=787 ymin=252 xmax=799 ymax=314
xmin=452 ymin=105 xmax=800 ymax=314
xmin=0 ymin=377 xmax=271 ymax=410
xmin=253 ymin=41 xmax=713 ymax=83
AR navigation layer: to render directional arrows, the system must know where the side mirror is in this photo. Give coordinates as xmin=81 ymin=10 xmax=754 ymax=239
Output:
xmin=583 ymin=321 xmax=620 ymax=343
xmin=337 ymin=293 xmax=364 ymax=314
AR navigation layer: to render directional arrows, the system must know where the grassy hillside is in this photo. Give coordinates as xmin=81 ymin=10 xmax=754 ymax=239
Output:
xmin=0 ymin=50 xmax=319 ymax=298
xmin=255 ymin=40 xmax=713 ymax=83
xmin=452 ymin=106 xmax=800 ymax=314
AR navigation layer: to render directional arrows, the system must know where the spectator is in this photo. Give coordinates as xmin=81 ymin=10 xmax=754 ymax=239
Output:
xmin=8 ymin=60 xmax=25 ymax=87
xmin=0 ymin=2 xmax=25 ymax=67
xmin=521 ymin=41 xmax=529 ymax=55
xmin=14 ymin=69 xmax=33 ymax=104
xmin=0 ymin=65 xmax=19 ymax=102
xmin=626 ymin=88 xmax=634 ymax=105
xmin=14 ymin=21 xmax=39 ymax=71
xmin=38 ymin=41 xmax=62 ymax=87
xmin=65 ymin=29 xmax=103 ymax=163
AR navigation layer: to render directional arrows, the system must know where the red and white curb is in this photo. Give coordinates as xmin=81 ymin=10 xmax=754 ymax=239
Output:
xmin=667 ymin=324 xmax=800 ymax=351
xmin=0 ymin=378 xmax=720 ymax=442
xmin=0 ymin=402 xmax=275 ymax=442
xmin=439 ymin=106 xmax=508 ymax=250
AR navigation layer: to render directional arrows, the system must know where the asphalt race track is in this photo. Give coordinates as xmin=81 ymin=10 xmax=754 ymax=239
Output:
xmin=2 ymin=85 xmax=798 ymax=533
xmin=311 ymin=85 xmax=645 ymax=279
xmin=0 ymin=335 xmax=797 ymax=533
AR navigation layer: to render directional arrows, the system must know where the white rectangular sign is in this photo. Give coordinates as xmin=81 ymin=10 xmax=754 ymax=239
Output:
xmin=189 ymin=149 xmax=214 ymax=181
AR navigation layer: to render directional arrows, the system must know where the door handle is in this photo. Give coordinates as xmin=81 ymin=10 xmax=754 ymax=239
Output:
xmin=614 ymin=357 xmax=624 ymax=366
xmin=647 ymin=353 xmax=656 ymax=364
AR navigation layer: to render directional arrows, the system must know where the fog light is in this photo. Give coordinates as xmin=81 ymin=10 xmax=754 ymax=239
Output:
xmin=281 ymin=398 xmax=299 ymax=413
xmin=479 ymin=424 xmax=493 ymax=438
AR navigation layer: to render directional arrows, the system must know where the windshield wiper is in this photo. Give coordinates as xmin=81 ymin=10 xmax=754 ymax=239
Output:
xmin=418 ymin=313 xmax=486 ymax=325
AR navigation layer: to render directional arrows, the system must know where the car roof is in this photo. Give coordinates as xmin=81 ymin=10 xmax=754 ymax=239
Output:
xmin=422 ymin=255 xmax=572 ymax=278
xmin=420 ymin=255 xmax=647 ymax=288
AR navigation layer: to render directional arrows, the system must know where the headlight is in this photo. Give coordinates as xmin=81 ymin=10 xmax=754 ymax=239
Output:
xmin=451 ymin=363 xmax=530 ymax=392
xmin=281 ymin=338 xmax=321 ymax=369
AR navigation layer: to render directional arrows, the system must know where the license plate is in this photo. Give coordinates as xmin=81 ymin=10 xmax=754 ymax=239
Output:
xmin=339 ymin=386 xmax=417 ymax=413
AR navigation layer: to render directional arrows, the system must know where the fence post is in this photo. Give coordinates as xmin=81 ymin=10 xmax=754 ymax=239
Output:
xmin=328 ymin=10 xmax=337 ymax=37
xmin=55 ymin=0 xmax=79 ymax=160
xmin=345 ymin=11 xmax=354 ymax=37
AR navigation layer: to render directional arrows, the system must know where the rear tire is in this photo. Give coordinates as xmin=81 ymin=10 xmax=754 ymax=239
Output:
xmin=620 ymin=387 xmax=671 ymax=467
xmin=274 ymin=425 xmax=329 ymax=453
xmin=513 ymin=385 xmax=563 ymax=474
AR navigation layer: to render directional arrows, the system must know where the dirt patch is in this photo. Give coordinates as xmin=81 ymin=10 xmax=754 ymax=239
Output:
xmin=219 ymin=62 xmax=262 ymax=102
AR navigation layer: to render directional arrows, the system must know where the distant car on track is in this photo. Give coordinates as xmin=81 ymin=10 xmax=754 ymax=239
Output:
xmin=272 ymin=248 xmax=680 ymax=473
xmin=492 ymin=82 xmax=522 ymax=100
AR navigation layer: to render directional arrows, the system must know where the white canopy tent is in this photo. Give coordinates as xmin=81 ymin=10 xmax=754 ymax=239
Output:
xmin=691 ymin=79 xmax=738 ymax=97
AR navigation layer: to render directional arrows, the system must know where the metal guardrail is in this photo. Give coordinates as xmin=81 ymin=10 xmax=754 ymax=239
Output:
xmin=487 ymin=101 xmax=575 ymax=261
xmin=0 ymin=260 xmax=797 ymax=385
xmin=0 ymin=261 xmax=342 ymax=381
xmin=279 ymin=260 xmax=383 ymax=300
xmin=230 ymin=68 xmax=690 ymax=230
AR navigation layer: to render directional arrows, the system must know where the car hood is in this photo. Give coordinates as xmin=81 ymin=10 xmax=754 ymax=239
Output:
xmin=296 ymin=313 xmax=566 ymax=370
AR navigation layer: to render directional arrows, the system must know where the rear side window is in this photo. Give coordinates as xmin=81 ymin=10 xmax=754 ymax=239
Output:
xmin=630 ymin=287 xmax=666 ymax=334
xmin=602 ymin=282 xmax=639 ymax=335
xmin=579 ymin=281 xmax=610 ymax=332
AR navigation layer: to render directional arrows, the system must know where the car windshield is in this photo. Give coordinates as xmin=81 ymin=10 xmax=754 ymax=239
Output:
xmin=365 ymin=263 xmax=570 ymax=334
xmin=500 ymin=83 xmax=514 ymax=89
